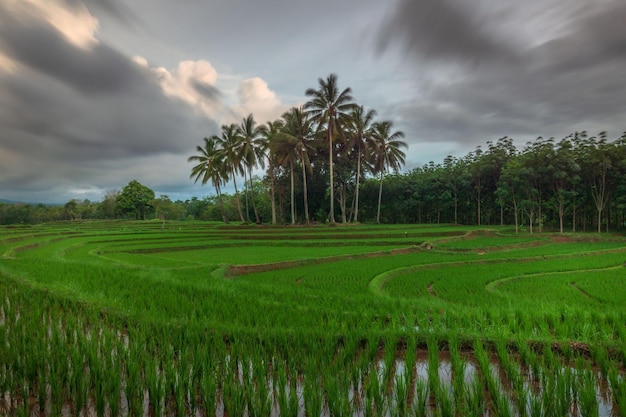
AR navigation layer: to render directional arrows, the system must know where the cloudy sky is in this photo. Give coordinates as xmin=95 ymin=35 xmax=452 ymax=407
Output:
xmin=1 ymin=0 xmax=625 ymax=204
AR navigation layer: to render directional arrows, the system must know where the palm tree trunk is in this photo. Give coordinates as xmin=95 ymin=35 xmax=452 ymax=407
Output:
xmin=377 ymin=170 xmax=384 ymax=224
xmin=216 ymin=184 xmax=227 ymax=223
xmin=244 ymin=170 xmax=251 ymax=222
xmin=290 ymin=160 xmax=295 ymax=225
xmin=328 ymin=122 xmax=335 ymax=224
xmin=231 ymin=169 xmax=245 ymax=222
xmin=354 ymin=152 xmax=361 ymax=223
xmin=269 ymin=161 xmax=277 ymax=225
xmin=301 ymin=158 xmax=309 ymax=225
xmin=338 ymin=184 xmax=346 ymax=223
xmin=249 ymin=166 xmax=261 ymax=224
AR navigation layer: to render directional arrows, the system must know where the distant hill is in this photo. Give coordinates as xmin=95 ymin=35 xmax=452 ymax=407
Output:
xmin=0 ymin=199 xmax=44 ymax=205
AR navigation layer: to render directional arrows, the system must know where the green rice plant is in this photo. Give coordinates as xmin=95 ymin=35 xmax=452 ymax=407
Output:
xmin=448 ymin=339 xmax=467 ymax=414
xmin=124 ymin=356 xmax=143 ymax=417
xmin=528 ymin=392 xmax=542 ymax=417
xmin=608 ymin=367 xmax=626 ymax=416
xmin=303 ymin=372 xmax=323 ymax=417
xmin=589 ymin=344 xmax=611 ymax=378
xmin=276 ymin=364 xmax=292 ymax=417
xmin=577 ymin=368 xmax=599 ymax=417
xmin=426 ymin=335 xmax=440 ymax=398
xmin=412 ymin=379 xmax=429 ymax=417
xmin=245 ymin=355 xmax=273 ymax=417
xmin=146 ymin=360 xmax=166 ymax=417
xmin=287 ymin=375 xmax=300 ymax=417
xmin=364 ymin=365 xmax=386 ymax=417
xmin=324 ymin=371 xmax=352 ymax=417
xmin=392 ymin=373 xmax=409 ymax=417
xmin=221 ymin=375 xmax=246 ymax=417
xmin=36 ymin=364 xmax=48 ymax=416
xmin=464 ymin=376 xmax=484 ymax=417
xmin=200 ymin=361 xmax=216 ymax=417
xmin=434 ymin=380 xmax=454 ymax=417
xmin=383 ymin=335 xmax=398 ymax=395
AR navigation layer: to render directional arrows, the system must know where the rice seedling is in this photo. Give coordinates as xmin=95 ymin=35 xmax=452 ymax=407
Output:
xmin=1 ymin=222 xmax=625 ymax=415
xmin=608 ymin=367 xmax=626 ymax=416
xmin=303 ymin=370 xmax=323 ymax=417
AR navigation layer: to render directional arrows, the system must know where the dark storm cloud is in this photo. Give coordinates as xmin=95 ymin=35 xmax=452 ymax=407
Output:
xmin=377 ymin=0 xmax=626 ymax=156
xmin=0 ymin=8 xmax=140 ymax=96
xmin=80 ymin=0 xmax=140 ymax=28
xmin=0 ymin=2 xmax=218 ymax=202
xmin=527 ymin=2 xmax=626 ymax=73
xmin=377 ymin=0 xmax=517 ymax=64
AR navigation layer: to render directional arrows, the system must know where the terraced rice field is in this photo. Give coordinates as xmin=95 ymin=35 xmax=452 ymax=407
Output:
xmin=1 ymin=221 xmax=625 ymax=416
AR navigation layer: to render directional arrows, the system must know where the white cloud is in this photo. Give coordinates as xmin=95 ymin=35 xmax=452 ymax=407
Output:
xmin=139 ymin=58 xmax=290 ymax=128
xmin=0 ymin=52 xmax=17 ymax=73
xmin=228 ymin=77 xmax=290 ymax=124
xmin=144 ymin=59 xmax=224 ymax=119
xmin=5 ymin=0 xmax=99 ymax=49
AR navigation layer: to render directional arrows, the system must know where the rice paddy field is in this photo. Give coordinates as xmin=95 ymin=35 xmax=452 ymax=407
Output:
xmin=1 ymin=221 xmax=625 ymax=416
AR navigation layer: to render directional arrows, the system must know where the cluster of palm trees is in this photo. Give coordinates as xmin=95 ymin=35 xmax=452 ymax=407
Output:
xmin=189 ymin=74 xmax=407 ymax=224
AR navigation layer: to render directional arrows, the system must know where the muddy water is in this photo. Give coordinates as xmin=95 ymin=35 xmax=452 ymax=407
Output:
xmin=2 ymin=352 xmax=620 ymax=417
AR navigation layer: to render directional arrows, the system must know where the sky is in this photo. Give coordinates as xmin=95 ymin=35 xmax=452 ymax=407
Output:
xmin=1 ymin=0 xmax=625 ymax=204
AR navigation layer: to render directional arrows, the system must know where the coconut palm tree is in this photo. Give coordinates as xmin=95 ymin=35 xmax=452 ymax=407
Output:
xmin=188 ymin=137 xmax=229 ymax=222
xmin=305 ymin=74 xmax=355 ymax=224
xmin=259 ymin=119 xmax=284 ymax=225
xmin=277 ymin=107 xmax=315 ymax=224
xmin=344 ymin=105 xmax=377 ymax=223
xmin=213 ymin=124 xmax=246 ymax=222
xmin=371 ymin=121 xmax=407 ymax=224
xmin=237 ymin=114 xmax=267 ymax=223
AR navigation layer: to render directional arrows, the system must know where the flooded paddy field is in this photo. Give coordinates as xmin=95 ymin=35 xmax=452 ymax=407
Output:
xmin=1 ymin=221 xmax=625 ymax=415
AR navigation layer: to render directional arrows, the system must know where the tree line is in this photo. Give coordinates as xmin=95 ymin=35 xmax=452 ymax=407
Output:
xmin=392 ymin=131 xmax=626 ymax=233
xmin=3 ymin=130 xmax=625 ymax=231
xmin=3 ymin=74 xmax=625 ymax=231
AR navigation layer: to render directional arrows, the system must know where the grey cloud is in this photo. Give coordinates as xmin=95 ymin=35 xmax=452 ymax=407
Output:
xmin=527 ymin=2 xmax=626 ymax=73
xmin=80 ymin=0 xmax=140 ymax=28
xmin=190 ymin=80 xmax=222 ymax=102
xmin=377 ymin=0 xmax=518 ymax=65
xmin=0 ymin=4 xmax=218 ymax=203
xmin=0 ymin=7 xmax=141 ymax=96
xmin=377 ymin=0 xmax=626 ymax=157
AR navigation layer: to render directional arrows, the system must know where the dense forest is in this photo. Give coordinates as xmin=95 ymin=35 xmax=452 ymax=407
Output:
xmin=2 ymin=74 xmax=625 ymax=232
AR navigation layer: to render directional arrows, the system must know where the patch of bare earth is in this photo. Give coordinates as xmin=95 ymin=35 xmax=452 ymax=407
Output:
xmin=226 ymin=247 xmax=420 ymax=277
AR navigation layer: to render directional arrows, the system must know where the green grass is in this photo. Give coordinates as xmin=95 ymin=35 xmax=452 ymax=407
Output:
xmin=0 ymin=221 xmax=625 ymax=415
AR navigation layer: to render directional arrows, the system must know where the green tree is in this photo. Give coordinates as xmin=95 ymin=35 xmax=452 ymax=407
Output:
xmin=259 ymin=119 xmax=284 ymax=225
xmin=371 ymin=121 xmax=407 ymax=224
xmin=97 ymin=190 xmax=118 ymax=219
xmin=188 ymin=138 xmax=229 ymax=223
xmin=546 ymin=136 xmax=580 ymax=233
xmin=277 ymin=107 xmax=315 ymax=224
xmin=214 ymin=124 xmax=246 ymax=223
xmin=344 ymin=105 xmax=377 ymax=223
xmin=305 ymin=74 xmax=355 ymax=223
xmin=152 ymin=195 xmax=186 ymax=228
xmin=64 ymin=199 xmax=79 ymax=220
xmin=237 ymin=114 xmax=267 ymax=223
xmin=116 ymin=180 xmax=155 ymax=220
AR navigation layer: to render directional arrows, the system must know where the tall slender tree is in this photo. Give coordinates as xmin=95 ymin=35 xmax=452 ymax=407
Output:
xmin=305 ymin=74 xmax=355 ymax=224
xmin=260 ymin=119 xmax=284 ymax=225
xmin=188 ymin=137 xmax=228 ymax=222
xmin=344 ymin=105 xmax=377 ymax=223
xmin=237 ymin=114 xmax=267 ymax=223
xmin=279 ymin=107 xmax=315 ymax=224
xmin=213 ymin=124 xmax=246 ymax=222
xmin=371 ymin=121 xmax=407 ymax=224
